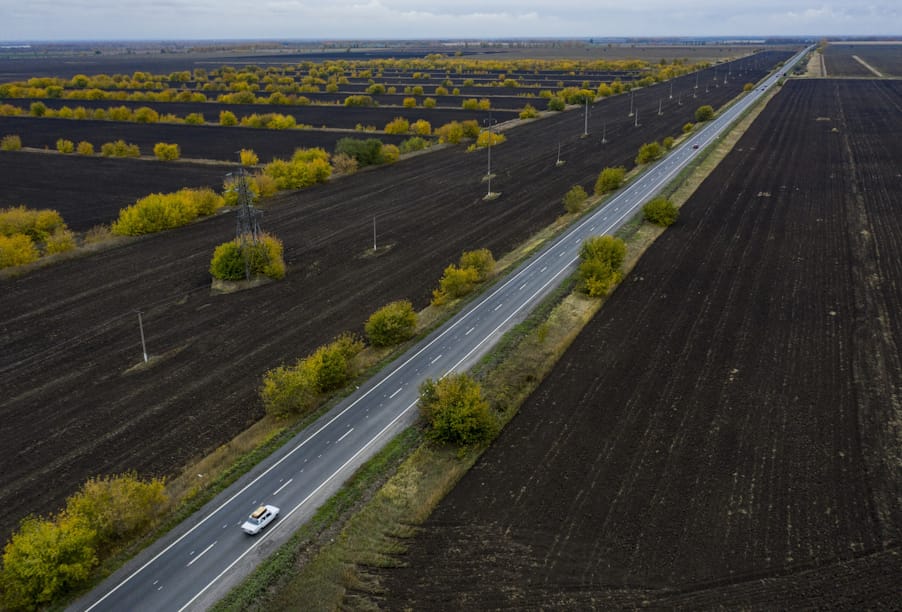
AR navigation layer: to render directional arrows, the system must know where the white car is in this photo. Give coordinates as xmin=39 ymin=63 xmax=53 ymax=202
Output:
xmin=241 ymin=504 xmax=279 ymax=535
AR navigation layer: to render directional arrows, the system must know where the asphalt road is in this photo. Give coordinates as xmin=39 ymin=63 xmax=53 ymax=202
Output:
xmin=73 ymin=46 xmax=811 ymax=612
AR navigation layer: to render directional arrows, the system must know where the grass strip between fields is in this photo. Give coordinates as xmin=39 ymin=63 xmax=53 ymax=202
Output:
xmin=211 ymin=76 xmax=783 ymax=610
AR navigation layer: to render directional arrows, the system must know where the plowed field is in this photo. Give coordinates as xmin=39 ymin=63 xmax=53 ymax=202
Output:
xmin=0 ymin=52 xmax=791 ymax=542
xmin=381 ymin=79 xmax=902 ymax=609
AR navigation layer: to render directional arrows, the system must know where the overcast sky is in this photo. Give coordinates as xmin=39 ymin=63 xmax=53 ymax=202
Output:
xmin=1 ymin=1 xmax=899 ymax=41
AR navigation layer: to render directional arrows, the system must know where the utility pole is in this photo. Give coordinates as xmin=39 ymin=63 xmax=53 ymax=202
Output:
xmin=658 ymin=98 xmax=663 ymax=116
xmin=628 ymin=90 xmax=634 ymax=117
xmin=483 ymin=114 xmax=499 ymax=200
xmin=373 ymin=215 xmax=377 ymax=251
xmin=601 ymin=120 xmax=607 ymax=144
xmin=634 ymin=107 xmax=640 ymax=127
xmin=137 ymin=311 xmax=148 ymax=363
xmin=555 ymin=141 xmax=565 ymax=167
xmin=583 ymin=98 xmax=589 ymax=137
xmin=669 ymin=81 xmax=673 ymax=99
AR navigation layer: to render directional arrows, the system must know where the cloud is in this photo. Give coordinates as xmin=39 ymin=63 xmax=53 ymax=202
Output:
xmin=0 ymin=0 xmax=899 ymax=40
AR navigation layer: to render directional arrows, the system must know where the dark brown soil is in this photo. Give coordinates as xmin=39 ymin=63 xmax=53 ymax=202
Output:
xmin=824 ymin=43 xmax=902 ymax=77
xmin=0 ymin=52 xmax=791 ymax=544
xmin=380 ymin=79 xmax=902 ymax=609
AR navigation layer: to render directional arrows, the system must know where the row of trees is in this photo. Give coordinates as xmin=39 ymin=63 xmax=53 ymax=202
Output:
xmin=111 ymin=188 xmax=224 ymax=236
xmin=431 ymin=249 xmax=496 ymax=306
xmin=1 ymin=473 xmax=168 ymax=609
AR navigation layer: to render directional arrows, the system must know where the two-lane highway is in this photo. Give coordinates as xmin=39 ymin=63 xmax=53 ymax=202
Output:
xmin=74 ymin=46 xmax=811 ymax=612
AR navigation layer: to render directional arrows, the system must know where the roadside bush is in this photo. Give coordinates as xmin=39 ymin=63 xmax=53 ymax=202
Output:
xmin=461 ymin=120 xmax=480 ymax=139
xmin=365 ymin=300 xmax=417 ymax=347
xmin=461 ymin=98 xmax=479 ymax=110
xmin=458 ymin=248 xmax=495 ymax=281
xmin=261 ymin=333 xmax=364 ymax=417
xmin=0 ymin=234 xmax=39 ymax=268
xmin=423 ymin=97 xmax=436 ymax=108
xmin=643 ymin=196 xmax=679 ymax=226
xmin=695 ymin=104 xmax=714 ymax=122
xmin=419 ymin=373 xmax=497 ymax=446
xmin=209 ymin=232 xmax=285 ymax=281
xmin=682 ymin=121 xmax=694 ymax=133
xmin=153 ymin=142 xmax=180 ymax=161
xmin=594 ymin=166 xmax=626 ymax=195
xmin=384 ymin=116 xmax=410 ymax=134
xmin=434 ymin=121 xmax=463 ymax=144
xmin=184 ymin=112 xmax=205 ymax=125
xmin=76 ymin=141 xmax=94 ymax=155
xmin=743 ymin=82 xmax=755 ymax=92
xmin=1 ymin=134 xmax=22 ymax=151
xmin=56 ymin=138 xmax=75 ymax=154
xmin=334 ymin=137 xmax=385 ymax=166
xmin=399 ymin=136 xmax=430 ymax=154
xmin=563 ymin=185 xmax=588 ymax=213
xmin=100 ymin=139 xmax=140 ymax=158
xmin=239 ymin=148 xmax=259 ymax=166
xmin=578 ymin=235 xmax=626 ymax=297
xmin=662 ymin=136 xmax=675 ymax=150
xmin=519 ymin=103 xmax=538 ymax=119
xmin=111 ymin=188 xmax=224 ymax=235
xmin=547 ymin=96 xmax=565 ymax=111
xmin=635 ymin=141 xmax=664 ymax=165
xmin=0 ymin=473 xmax=168 ymax=609
xmin=431 ymin=264 xmax=480 ymax=305
xmin=64 ymin=473 xmax=168 ymax=545
xmin=0 ymin=515 xmax=98 ymax=609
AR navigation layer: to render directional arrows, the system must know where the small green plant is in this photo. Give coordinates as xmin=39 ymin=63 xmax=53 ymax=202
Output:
xmin=76 ymin=141 xmax=94 ymax=155
xmin=635 ymin=141 xmax=664 ymax=165
xmin=519 ymin=103 xmax=538 ymax=119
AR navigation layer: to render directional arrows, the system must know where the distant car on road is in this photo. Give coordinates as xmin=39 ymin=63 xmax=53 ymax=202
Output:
xmin=241 ymin=505 xmax=279 ymax=535
xmin=692 ymin=143 xmax=700 ymax=149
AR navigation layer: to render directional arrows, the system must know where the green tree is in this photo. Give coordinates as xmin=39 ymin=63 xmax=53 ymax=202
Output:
xmin=594 ymin=166 xmax=626 ymax=195
xmin=365 ymin=300 xmax=417 ymax=347
xmin=419 ymin=373 xmax=497 ymax=445
xmin=459 ymin=248 xmax=495 ymax=281
xmin=563 ymin=185 xmax=588 ymax=213
xmin=518 ymin=103 xmax=538 ymax=119
xmin=1 ymin=515 xmax=98 ymax=609
xmin=56 ymin=138 xmax=75 ymax=154
xmin=76 ymin=141 xmax=94 ymax=155
xmin=64 ymin=473 xmax=168 ymax=545
xmin=694 ymin=104 xmax=714 ymax=122
xmin=239 ymin=148 xmax=259 ymax=166
xmin=579 ymin=235 xmax=626 ymax=297
xmin=662 ymin=136 xmax=675 ymax=150
xmin=635 ymin=141 xmax=664 ymax=165
xmin=642 ymin=196 xmax=679 ymax=226
xmin=431 ymin=264 xmax=479 ymax=305
xmin=682 ymin=121 xmax=694 ymax=134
